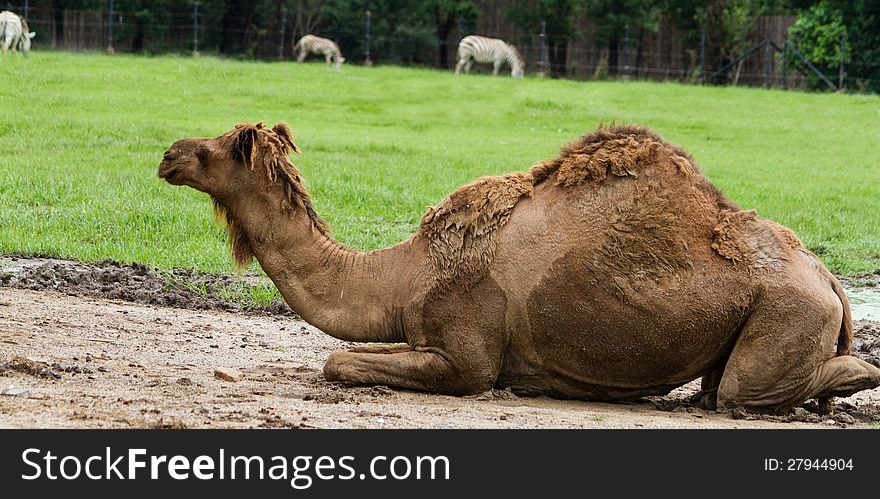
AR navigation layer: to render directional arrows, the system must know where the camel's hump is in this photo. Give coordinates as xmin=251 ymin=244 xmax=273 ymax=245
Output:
xmin=529 ymin=124 xmax=696 ymax=186
xmin=420 ymin=124 xmax=701 ymax=238
xmin=417 ymin=124 xmax=726 ymax=292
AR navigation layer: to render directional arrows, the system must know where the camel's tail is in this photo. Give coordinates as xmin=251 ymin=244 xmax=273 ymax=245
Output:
xmin=830 ymin=276 xmax=853 ymax=356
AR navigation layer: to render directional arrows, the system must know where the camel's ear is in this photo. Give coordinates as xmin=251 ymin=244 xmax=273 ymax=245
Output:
xmin=232 ymin=125 xmax=259 ymax=169
xmin=272 ymin=122 xmax=301 ymax=155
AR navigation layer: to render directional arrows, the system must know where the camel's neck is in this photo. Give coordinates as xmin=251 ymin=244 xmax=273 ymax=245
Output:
xmin=223 ymin=187 xmax=420 ymax=343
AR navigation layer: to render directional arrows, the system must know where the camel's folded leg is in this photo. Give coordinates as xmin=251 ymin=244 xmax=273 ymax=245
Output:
xmin=717 ymin=292 xmax=880 ymax=412
xmin=346 ymin=343 xmax=411 ymax=354
xmin=323 ymin=349 xmax=496 ymax=395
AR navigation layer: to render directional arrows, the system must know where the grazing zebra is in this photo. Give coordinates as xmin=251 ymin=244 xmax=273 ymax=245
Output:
xmin=294 ymin=35 xmax=345 ymax=67
xmin=0 ymin=11 xmax=35 ymax=56
xmin=455 ymin=35 xmax=524 ymax=78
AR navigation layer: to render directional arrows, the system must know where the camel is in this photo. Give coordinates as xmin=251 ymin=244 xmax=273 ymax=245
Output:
xmin=158 ymin=122 xmax=880 ymax=413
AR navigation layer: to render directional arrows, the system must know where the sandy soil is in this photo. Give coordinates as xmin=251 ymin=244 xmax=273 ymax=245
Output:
xmin=2 ymin=286 xmax=879 ymax=429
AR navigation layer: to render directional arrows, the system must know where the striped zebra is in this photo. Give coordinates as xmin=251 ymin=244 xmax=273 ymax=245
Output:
xmin=0 ymin=11 xmax=35 ymax=56
xmin=455 ymin=35 xmax=524 ymax=78
xmin=294 ymin=35 xmax=345 ymax=68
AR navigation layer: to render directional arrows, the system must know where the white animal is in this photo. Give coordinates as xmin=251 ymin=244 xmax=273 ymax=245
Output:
xmin=455 ymin=35 xmax=524 ymax=78
xmin=294 ymin=34 xmax=345 ymax=68
xmin=0 ymin=11 xmax=35 ymax=56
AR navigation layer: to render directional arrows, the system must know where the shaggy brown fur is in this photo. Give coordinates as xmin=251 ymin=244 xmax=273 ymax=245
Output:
xmin=159 ymin=122 xmax=880 ymax=413
xmin=213 ymin=122 xmax=327 ymax=269
xmin=420 ymin=172 xmax=533 ymax=290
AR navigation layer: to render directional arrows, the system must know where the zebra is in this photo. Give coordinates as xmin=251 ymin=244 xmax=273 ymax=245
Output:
xmin=455 ymin=35 xmax=524 ymax=78
xmin=0 ymin=11 xmax=35 ymax=56
xmin=294 ymin=35 xmax=345 ymax=68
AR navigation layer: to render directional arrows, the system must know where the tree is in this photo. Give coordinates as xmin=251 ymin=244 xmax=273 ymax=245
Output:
xmin=787 ymin=1 xmax=848 ymax=89
xmin=291 ymin=0 xmax=327 ymax=43
xmin=322 ymin=0 xmax=439 ymax=65
xmin=506 ymin=0 xmax=576 ymax=77
xmin=790 ymin=0 xmax=880 ymax=92
xmin=429 ymin=0 xmax=477 ymax=68
xmin=580 ymin=0 xmax=662 ymax=76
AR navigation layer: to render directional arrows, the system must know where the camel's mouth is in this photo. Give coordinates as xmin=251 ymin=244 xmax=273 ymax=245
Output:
xmin=157 ymin=161 xmax=183 ymax=184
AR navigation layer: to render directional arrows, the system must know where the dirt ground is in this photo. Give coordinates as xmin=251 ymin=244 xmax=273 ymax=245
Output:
xmin=1 ymin=259 xmax=879 ymax=429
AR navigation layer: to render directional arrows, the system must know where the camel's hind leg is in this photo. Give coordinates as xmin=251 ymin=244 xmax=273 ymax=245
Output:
xmin=695 ymin=365 xmax=726 ymax=410
xmin=716 ymin=291 xmax=880 ymax=412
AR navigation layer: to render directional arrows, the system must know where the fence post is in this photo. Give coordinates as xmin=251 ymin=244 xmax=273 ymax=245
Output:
xmin=839 ymin=32 xmax=846 ymax=91
xmin=106 ymin=0 xmax=114 ymax=54
xmin=698 ymin=29 xmax=706 ymax=80
xmin=622 ymin=24 xmax=630 ymax=78
xmin=538 ymin=20 xmax=546 ymax=77
xmin=763 ymin=38 xmax=771 ymax=87
xmin=364 ymin=10 xmax=372 ymax=66
xmin=192 ymin=2 xmax=200 ymax=57
xmin=782 ymin=36 xmax=788 ymax=89
xmin=23 ymin=0 xmax=29 ymax=19
xmin=278 ymin=7 xmax=287 ymax=60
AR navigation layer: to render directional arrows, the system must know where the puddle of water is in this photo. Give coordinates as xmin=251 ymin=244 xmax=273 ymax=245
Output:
xmin=846 ymin=287 xmax=880 ymax=322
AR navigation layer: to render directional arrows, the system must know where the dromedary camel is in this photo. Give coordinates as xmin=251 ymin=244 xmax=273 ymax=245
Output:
xmin=158 ymin=122 xmax=880 ymax=413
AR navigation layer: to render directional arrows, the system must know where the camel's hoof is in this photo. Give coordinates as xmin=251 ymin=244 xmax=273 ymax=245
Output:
xmin=694 ymin=390 xmax=717 ymax=411
xmin=817 ymin=397 xmax=834 ymax=415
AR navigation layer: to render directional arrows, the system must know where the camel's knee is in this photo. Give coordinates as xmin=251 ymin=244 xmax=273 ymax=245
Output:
xmin=322 ymin=351 xmax=379 ymax=384
xmin=322 ymin=351 xmax=350 ymax=382
xmin=451 ymin=368 xmax=495 ymax=394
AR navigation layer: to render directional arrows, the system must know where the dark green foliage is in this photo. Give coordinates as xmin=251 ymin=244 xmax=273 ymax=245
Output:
xmin=787 ymin=0 xmax=879 ymax=91
xmin=787 ymin=2 xmax=848 ymax=90
xmin=505 ymin=0 xmax=576 ymax=77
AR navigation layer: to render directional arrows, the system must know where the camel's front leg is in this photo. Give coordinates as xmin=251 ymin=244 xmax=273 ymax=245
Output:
xmin=346 ymin=343 xmax=411 ymax=354
xmin=323 ymin=349 xmax=498 ymax=395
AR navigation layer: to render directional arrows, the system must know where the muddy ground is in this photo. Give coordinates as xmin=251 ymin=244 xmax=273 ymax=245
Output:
xmin=1 ymin=258 xmax=879 ymax=429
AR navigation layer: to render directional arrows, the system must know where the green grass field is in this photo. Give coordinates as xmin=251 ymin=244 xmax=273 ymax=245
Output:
xmin=1 ymin=51 xmax=878 ymax=276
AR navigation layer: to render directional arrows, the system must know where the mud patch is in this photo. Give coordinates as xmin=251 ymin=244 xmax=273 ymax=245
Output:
xmin=1 ymin=355 xmax=64 ymax=379
xmin=730 ymin=402 xmax=880 ymax=427
xmin=853 ymin=320 xmax=880 ymax=368
xmin=0 ymin=257 xmax=293 ymax=317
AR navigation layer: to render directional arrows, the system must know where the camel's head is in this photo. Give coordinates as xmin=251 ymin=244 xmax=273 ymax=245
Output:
xmin=158 ymin=122 xmax=325 ymax=268
xmin=158 ymin=122 xmax=302 ymax=197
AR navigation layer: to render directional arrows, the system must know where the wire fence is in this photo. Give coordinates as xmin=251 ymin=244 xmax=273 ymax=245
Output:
xmin=6 ymin=4 xmax=876 ymax=92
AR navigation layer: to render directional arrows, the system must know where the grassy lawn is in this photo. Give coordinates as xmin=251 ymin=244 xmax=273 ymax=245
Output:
xmin=1 ymin=51 xmax=878 ymax=276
